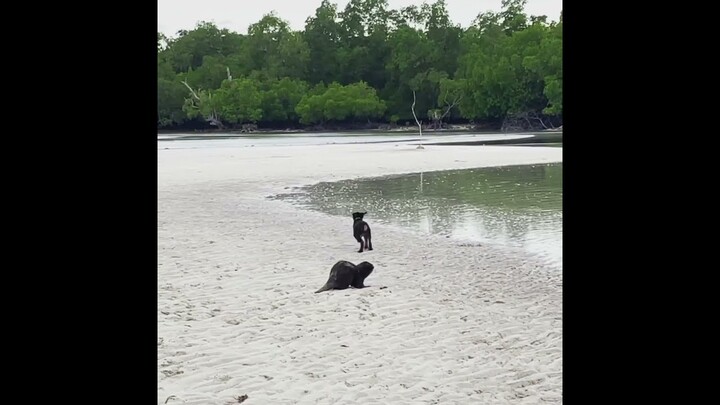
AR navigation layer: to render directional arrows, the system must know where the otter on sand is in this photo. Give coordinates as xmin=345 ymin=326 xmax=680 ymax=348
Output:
xmin=315 ymin=260 xmax=375 ymax=293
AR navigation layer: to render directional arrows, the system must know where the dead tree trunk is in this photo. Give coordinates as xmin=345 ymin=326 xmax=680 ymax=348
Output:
xmin=436 ymin=90 xmax=463 ymax=129
xmin=181 ymin=80 xmax=224 ymax=129
xmin=501 ymin=110 xmax=556 ymax=133
xmin=411 ymin=90 xmax=424 ymax=149
xmin=181 ymin=80 xmax=200 ymax=102
xmin=204 ymin=92 xmax=223 ymax=129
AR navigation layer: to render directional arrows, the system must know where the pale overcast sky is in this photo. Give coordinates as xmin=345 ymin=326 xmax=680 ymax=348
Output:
xmin=158 ymin=0 xmax=562 ymax=37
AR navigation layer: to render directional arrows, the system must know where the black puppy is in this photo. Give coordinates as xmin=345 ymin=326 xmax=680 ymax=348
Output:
xmin=352 ymin=211 xmax=373 ymax=253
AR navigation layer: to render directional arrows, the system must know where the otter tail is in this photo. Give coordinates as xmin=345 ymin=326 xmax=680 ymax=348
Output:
xmin=315 ymin=284 xmax=331 ymax=293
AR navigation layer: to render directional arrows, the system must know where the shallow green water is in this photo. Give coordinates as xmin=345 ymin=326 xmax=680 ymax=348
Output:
xmin=273 ymin=163 xmax=562 ymax=269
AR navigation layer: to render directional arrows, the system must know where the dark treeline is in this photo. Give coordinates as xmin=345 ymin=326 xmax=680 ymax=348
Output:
xmin=158 ymin=0 xmax=562 ymax=132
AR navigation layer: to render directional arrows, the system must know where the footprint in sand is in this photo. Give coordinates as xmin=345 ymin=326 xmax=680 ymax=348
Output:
xmin=161 ymin=369 xmax=184 ymax=377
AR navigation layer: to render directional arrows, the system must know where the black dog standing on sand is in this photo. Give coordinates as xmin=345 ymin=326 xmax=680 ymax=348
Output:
xmin=352 ymin=212 xmax=373 ymax=253
xmin=315 ymin=260 xmax=375 ymax=293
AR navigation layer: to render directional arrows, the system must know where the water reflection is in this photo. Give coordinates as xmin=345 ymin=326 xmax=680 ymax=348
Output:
xmin=271 ymin=163 xmax=563 ymax=269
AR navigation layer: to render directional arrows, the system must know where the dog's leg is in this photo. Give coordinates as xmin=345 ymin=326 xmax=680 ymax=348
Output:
xmin=367 ymin=234 xmax=373 ymax=251
xmin=354 ymin=234 xmax=364 ymax=253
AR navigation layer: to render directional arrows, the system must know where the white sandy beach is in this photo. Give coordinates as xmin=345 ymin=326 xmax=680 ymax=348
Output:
xmin=158 ymin=140 xmax=563 ymax=404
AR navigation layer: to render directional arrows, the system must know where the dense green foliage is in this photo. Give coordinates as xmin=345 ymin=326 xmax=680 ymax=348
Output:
xmin=158 ymin=0 xmax=562 ymax=130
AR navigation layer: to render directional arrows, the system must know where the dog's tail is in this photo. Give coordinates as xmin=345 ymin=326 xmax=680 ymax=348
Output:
xmin=315 ymin=283 xmax=331 ymax=293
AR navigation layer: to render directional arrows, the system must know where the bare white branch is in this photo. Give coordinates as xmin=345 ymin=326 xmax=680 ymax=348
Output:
xmin=181 ymin=80 xmax=200 ymax=101
xmin=411 ymin=90 xmax=424 ymax=148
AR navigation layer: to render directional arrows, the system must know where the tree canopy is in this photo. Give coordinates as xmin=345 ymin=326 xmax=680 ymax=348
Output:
xmin=158 ymin=0 xmax=562 ymax=131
